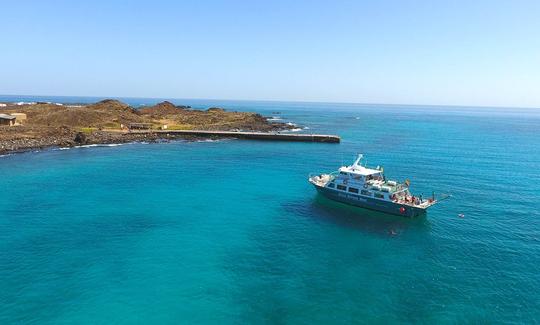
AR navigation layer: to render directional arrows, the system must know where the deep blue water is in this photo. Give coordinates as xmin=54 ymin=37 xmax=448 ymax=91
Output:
xmin=1 ymin=96 xmax=540 ymax=323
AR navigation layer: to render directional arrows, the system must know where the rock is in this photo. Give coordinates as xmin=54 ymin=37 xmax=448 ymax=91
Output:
xmin=207 ymin=107 xmax=225 ymax=112
xmin=74 ymin=132 xmax=87 ymax=144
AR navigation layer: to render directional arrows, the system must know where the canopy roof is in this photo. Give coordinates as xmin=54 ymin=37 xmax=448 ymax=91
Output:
xmin=339 ymin=165 xmax=382 ymax=176
xmin=0 ymin=114 xmax=15 ymax=120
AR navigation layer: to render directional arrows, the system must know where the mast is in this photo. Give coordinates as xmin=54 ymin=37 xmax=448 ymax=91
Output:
xmin=352 ymin=154 xmax=363 ymax=169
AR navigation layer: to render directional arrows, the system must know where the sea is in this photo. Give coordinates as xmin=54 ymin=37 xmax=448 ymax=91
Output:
xmin=1 ymin=95 xmax=539 ymax=324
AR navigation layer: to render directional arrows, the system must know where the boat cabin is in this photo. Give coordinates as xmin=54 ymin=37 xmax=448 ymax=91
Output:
xmin=324 ymin=155 xmax=414 ymax=202
xmin=337 ymin=154 xmax=384 ymax=182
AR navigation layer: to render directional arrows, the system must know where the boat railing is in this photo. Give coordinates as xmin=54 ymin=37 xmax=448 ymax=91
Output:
xmin=418 ymin=192 xmax=452 ymax=207
xmin=433 ymin=193 xmax=452 ymax=202
xmin=309 ymin=171 xmax=338 ymax=178
xmin=393 ymin=191 xmax=451 ymax=208
xmin=308 ymin=172 xmax=337 ymax=187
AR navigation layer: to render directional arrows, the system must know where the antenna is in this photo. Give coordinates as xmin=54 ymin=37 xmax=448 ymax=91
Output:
xmin=352 ymin=153 xmax=363 ymax=168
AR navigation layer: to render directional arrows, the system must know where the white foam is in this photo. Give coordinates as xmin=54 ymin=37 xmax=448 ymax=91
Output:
xmin=196 ymin=138 xmax=232 ymax=143
xmin=267 ymin=117 xmax=283 ymax=121
xmin=56 ymin=143 xmax=127 ymax=151
xmin=82 ymin=143 xmax=124 ymax=148
xmin=289 ymin=128 xmax=303 ymax=132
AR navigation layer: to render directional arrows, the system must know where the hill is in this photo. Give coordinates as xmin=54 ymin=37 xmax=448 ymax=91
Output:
xmin=0 ymin=99 xmax=292 ymax=153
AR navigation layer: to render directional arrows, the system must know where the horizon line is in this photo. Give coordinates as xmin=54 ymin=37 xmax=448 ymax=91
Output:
xmin=1 ymin=93 xmax=539 ymax=111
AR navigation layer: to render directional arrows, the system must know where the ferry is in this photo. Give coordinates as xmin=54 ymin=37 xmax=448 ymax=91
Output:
xmin=309 ymin=154 xmax=440 ymax=217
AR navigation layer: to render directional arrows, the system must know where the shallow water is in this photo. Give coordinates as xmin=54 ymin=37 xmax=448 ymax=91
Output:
xmin=1 ymin=98 xmax=540 ymax=323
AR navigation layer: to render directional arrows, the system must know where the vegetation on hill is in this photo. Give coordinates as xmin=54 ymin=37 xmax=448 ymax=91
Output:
xmin=0 ymin=99 xmax=291 ymax=153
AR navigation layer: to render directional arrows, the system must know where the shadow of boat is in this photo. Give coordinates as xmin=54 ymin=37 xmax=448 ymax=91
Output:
xmin=282 ymin=193 xmax=432 ymax=237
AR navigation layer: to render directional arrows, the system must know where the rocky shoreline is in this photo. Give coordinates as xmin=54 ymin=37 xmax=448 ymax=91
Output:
xmin=0 ymin=128 xmax=210 ymax=155
xmin=0 ymin=99 xmax=293 ymax=155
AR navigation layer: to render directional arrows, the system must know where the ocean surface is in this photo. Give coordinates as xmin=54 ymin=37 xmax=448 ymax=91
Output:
xmin=1 ymin=96 xmax=540 ymax=324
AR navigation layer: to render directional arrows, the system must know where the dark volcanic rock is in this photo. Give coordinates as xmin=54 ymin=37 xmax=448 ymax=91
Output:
xmin=207 ymin=107 xmax=226 ymax=112
xmin=74 ymin=132 xmax=87 ymax=144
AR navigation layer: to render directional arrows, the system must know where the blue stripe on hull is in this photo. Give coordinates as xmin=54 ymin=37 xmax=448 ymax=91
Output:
xmin=314 ymin=185 xmax=425 ymax=217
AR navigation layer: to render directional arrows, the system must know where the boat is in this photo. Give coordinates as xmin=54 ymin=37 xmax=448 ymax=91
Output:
xmin=308 ymin=154 xmax=441 ymax=217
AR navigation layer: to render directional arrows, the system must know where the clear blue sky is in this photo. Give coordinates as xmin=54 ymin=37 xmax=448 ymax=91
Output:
xmin=2 ymin=0 xmax=539 ymax=107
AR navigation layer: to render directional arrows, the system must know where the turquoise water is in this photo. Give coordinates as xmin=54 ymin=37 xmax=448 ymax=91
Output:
xmin=1 ymin=98 xmax=540 ymax=323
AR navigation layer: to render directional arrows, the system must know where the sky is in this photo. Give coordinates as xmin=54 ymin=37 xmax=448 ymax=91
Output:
xmin=1 ymin=0 xmax=539 ymax=108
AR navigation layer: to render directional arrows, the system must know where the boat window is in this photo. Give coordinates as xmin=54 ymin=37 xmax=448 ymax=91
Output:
xmin=327 ymin=183 xmax=335 ymax=188
xmin=337 ymin=185 xmax=347 ymax=191
xmin=339 ymin=172 xmax=347 ymax=175
xmin=348 ymin=187 xmax=359 ymax=194
xmin=374 ymin=193 xmax=385 ymax=199
xmin=361 ymin=190 xmax=371 ymax=196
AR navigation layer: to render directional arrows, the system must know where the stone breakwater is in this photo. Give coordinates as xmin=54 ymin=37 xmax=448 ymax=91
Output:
xmin=123 ymin=129 xmax=341 ymax=143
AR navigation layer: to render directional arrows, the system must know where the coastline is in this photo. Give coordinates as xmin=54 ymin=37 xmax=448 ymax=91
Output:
xmin=0 ymin=137 xmax=224 ymax=157
xmin=0 ymin=99 xmax=295 ymax=155
xmin=0 ymin=130 xmax=215 ymax=156
xmin=0 ymin=129 xmax=340 ymax=155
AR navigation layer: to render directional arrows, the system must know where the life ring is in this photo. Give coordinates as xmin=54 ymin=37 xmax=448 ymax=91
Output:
xmin=399 ymin=206 xmax=406 ymax=214
xmin=363 ymin=183 xmax=368 ymax=189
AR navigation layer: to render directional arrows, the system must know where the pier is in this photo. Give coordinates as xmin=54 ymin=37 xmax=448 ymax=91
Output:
xmin=119 ymin=129 xmax=341 ymax=143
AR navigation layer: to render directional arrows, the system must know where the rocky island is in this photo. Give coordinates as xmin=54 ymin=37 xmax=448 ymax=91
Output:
xmin=0 ymin=99 xmax=292 ymax=154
